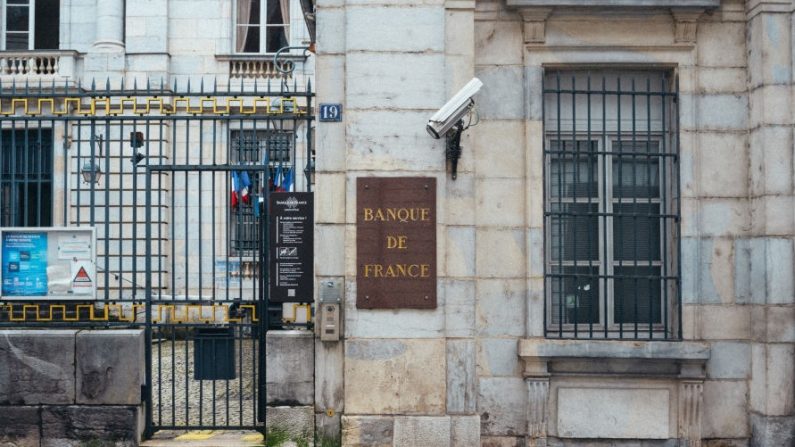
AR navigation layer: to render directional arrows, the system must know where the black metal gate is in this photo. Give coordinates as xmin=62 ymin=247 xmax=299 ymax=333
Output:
xmin=0 ymin=77 xmax=315 ymax=436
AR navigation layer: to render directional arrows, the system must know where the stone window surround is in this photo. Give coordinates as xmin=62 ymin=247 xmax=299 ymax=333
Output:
xmin=518 ymin=23 xmax=710 ymax=441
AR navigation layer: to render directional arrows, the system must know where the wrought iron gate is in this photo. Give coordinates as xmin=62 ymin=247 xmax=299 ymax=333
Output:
xmin=0 ymin=78 xmax=314 ymax=435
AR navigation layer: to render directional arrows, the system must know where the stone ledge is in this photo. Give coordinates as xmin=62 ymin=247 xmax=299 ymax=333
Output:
xmin=506 ymin=0 xmax=719 ymax=7
xmin=519 ymin=338 xmax=710 ymax=378
xmin=519 ymin=338 xmax=710 ymax=361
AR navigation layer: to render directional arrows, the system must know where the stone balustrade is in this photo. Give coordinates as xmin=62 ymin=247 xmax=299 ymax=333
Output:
xmin=228 ymin=57 xmax=294 ymax=79
xmin=0 ymin=50 xmax=79 ymax=80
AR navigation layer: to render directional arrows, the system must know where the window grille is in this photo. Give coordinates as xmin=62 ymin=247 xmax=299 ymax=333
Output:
xmin=229 ymin=129 xmax=292 ymax=255
xmin=0 ymin=128 xmax=52 ymax=227
xmin=543 ymin=70 xmax=680 ymax=340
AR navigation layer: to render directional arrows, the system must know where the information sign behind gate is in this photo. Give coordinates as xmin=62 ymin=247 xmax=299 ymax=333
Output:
xmin=356 ymin=177 xmax=437 ymax=309
xmin=270 ymin=192 xmax=314 ymax=303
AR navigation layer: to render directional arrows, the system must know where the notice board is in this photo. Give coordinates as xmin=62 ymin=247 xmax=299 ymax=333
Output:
xmin=269 ymin=192 xmax=314 ymax=303
xmin=0 ymin=227 xmax=96 ymax=300
xmin=356 ymin=177 xmax=436 ymax=309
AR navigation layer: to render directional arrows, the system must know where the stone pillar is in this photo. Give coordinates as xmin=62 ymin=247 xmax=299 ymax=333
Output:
xmin=746 ymin=1 xmax=795 ymax=445
xmin=93 ymin=0 xmax=125 ymax=50
xmin=523 ymin=357 xmax=549 ymax=447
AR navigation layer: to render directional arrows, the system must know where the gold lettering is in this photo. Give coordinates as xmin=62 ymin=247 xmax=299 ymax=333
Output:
xmin=421 ymin=208 xmax=430 ymax=221
xmin=421 ymin=264 xmax=430 ymax=278
xmin=364 ymin=208 xmax=373 ymax=221
xmin=362 ymin=263 xmax=433 ymax=279
xmin=407 ymin=264 xmax=419 ymax=277
xmin=386 ymin=235 xmax=408 ymax=249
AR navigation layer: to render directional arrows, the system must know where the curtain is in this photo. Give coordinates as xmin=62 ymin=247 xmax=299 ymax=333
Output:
xmin=279 ymin=0 xmax=290 ymax=43
xmin=236 ymin=0 xmax=253 ymax=52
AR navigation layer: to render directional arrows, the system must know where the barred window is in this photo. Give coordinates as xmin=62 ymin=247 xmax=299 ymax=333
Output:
xmin=543 ymin=70 xmax=680 ymax=340
xmin=229 ymin=129 xmax=292 ymax=255
xmin=1 ymin=129 xmax=52 ymax=227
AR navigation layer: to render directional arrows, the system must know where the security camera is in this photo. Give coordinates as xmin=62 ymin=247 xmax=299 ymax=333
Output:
xmin=426 ymin=77 xmax=483 ymax=139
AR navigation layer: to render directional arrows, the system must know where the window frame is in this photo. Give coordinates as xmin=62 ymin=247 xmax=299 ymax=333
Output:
xmin=232 ymin=0 xmax=291 ymax=55
xmin=542 ymin=69 xmax=680 ymax=340
xmin=1 ymin=0 xmax=35 ymax=51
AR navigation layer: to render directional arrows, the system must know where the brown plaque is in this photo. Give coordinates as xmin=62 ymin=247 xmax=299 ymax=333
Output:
xmin=356 ymin=177 xmax=436 ymax=309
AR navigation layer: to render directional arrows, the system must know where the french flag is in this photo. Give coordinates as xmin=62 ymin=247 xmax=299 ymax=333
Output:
xmin=230 ymin=171 xmax=239 ymax=208
xmin=239 ymin=171 xmax=252 ymax=204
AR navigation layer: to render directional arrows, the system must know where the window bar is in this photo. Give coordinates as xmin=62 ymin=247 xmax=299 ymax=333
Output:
xmin=660 ymin=74 xmax=670 ymax=339
xmin=23 ymin=122 xmax=29 ymax=226
xmin=571 ymin=74 xmax=578 ymax=337
xmin=1 ymin=118 xmax=5 ymax=226
xmin=197 ymin=109 xmax=204 ymax=427
xmin=646 ymin=77 xmax=654 ymax=339
xmin=62 ymin=113 xmax=68 ymax=226
xmin=556 ymin=72 xmax=563 ymax=337
xmin=616 ymin=76 xmax=623 ymax=338
xmin=211 ymin=107 xmax=218 ymax=426
xmin=587 ymin=74 xmax=594 ymax=338
xmin=631 ymin=78 xmax=639 ymax=339
xmin=541 ymin=73 xmax=547 ymax=337
xmin=601 ymin=76 xmax=608 ymax=339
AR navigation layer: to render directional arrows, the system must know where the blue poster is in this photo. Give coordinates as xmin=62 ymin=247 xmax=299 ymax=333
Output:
xmin=2 ymin=232 xmax=48 ymax=296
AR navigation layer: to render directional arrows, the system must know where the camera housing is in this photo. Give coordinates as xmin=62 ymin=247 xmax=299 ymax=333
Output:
xmin=426 ymin=77 xmax=483 ymax=139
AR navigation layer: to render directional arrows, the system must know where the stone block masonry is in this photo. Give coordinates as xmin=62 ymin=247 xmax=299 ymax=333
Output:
xmin=0 ymin=329 xmax=145 ymax=447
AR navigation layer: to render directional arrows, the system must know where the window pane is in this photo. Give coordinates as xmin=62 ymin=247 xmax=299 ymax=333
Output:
xmin=550 ymin=266 xmax=600 ymax=325
xmin=614 ymin=266 xmax=661 ymax=324
xmin=5 ymin=32 xmax=28 ymax=49
xmin=550 ymin=140 xmax=597 ymax=198
xmin=236 ymin=25 xmax=260 ymax=53
xmin=236 ymin=0 xmax=260 ymax=25
xmin=7 ymin=0 xmax=29 ymax=5
xmin=265 ymin=25 xmax=289 ymax=53
xmin=550 ymin=203 xmax=598 ymax=262
xmin=613 ymin=203 xmax=660 ymax=261
xmin=267 ymin=0 xmax=289 ymax=26
xmin=34 ymin=0 xmax=59 ymax=50
xmin=0 ymin=129 xmax=53 ymax=227
xmin=7 ymin=6 xmax=29 ymax=31
xmin=612 ymin=141 xmax=660 ymax=198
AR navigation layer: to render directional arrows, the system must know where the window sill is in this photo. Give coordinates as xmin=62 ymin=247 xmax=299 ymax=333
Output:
xmin=506 ymin=0 xmax=719 ymax=8
xmin=519 ymin=337 xmax=710 ymax=378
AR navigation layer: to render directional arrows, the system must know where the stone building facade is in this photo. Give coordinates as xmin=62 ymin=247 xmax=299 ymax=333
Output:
xmin=314 ymin=0 xmax=795 ymax=445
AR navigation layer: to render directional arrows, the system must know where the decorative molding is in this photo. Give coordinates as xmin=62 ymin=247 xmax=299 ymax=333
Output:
xmin=527 ymin=378 xmax=550 ymax=445
xmin=445 ymin=0 xmax=476 ymax=10
xmin=679 ymin=381 xmax=704 ymax=447
xmin=507 ymin=0 xmax=719 ymax=7
xmin=519 ymin=8 xmax=554 ymax=44
xmin=671 ymin=9 xmax=705 ymax=44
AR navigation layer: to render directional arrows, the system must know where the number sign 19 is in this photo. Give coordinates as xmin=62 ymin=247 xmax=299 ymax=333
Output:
xmin=319 ymin=103 xmax=342 ymax=122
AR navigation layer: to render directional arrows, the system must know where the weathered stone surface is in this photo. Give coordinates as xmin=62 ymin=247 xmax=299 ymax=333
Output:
xmin=476 ymin=279 xmax=526 ymax=337
xmin=556 ymin=387 xmax=670 ymax=439
xmin=445 ymin=279 xmax=476 ymax=337
xmin=0 ymin=330 xmax=76 ymax=405
xmin=750 ymin=413 xmax=795 ymax=447
xmin=706 ymin=341 xmax=751 ymax=379
xmin=451 ymin=415 xmax=480 ymax=447
xmin=478 ymin=338 xmax=521 ymax=377
xmin=266 ymin=331 xmax=314 ymax=406
xmin=480 ymin=436 xmax=522 ymax=447
xmin=478 ymin=377 xmax=527 ymax=436
xmin=345 ymin=339 xmax=446 ymax=414
xmin=702 ymin=380 xmax=749 ymax=438
xmin=266 ymin=406 xmax=314 ymax=440
xmin=346 ymin=6 xmax=444 ymax=52
xmin=76 ymin=330 xmax=144 ymax=405
xmin=447 ymin=339 xmax=477 ymax=414
xmin=0 ymin=405 xmax=40 ymax=447
xmin=315 ymin=412 xmax=341 ymax=442
xmin=475 ymin=65 xmax=525 ymax=120
xmin=393 ymin=416 xmax=451 ymax=447
xmin=341 ymin=415 xmax=394 ymax=447
xmin=41 ymin=405 xmax=140 ymax=447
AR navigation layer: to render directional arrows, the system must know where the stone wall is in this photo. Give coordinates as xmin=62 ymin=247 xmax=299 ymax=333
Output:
xmin=0 ymin=329 xmax=145 ymax=447
xmin=315 ymin=0 xmax=795 ymax=445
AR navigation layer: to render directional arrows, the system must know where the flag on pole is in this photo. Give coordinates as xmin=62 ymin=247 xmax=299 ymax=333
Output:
xmin=281 ymin=167 xmax=294 ymax=192
xmin=230 ymin=171 xmax=239 ymax=208
xmin=239 ymin=171 xmax=252 ymax=204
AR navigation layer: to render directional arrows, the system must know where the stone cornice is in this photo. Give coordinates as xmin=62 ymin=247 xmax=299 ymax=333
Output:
xmin=506 ymin=0 xmax=719 ymax=7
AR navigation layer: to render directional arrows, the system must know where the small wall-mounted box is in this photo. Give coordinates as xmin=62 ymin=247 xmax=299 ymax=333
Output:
xmin=319 ymin=280 xmax=341 ymax=342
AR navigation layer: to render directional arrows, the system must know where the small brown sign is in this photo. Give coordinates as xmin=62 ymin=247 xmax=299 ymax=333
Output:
xmin=356 ymin=177 xmax=436 ymax=309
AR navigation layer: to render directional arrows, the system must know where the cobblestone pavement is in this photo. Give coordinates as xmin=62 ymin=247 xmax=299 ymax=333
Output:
xmin=150 ymin=338 xmax=261 ymax=428
xmin=142 ymin=430 xmax=267 ymax=446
